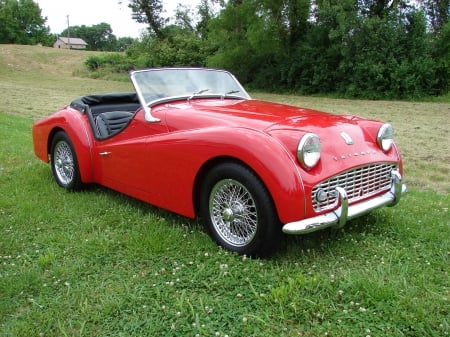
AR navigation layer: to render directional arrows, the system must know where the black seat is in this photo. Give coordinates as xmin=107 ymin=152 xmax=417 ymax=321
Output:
xmin=90 ymin=103 xmax=140 ymax=115
xmin=95 ymin=111 xmax=134 ymax=139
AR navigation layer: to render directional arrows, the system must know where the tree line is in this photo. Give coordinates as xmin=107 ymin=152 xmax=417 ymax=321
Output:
xmin=122 ymin=0 xmax=449 ymax=99
xmin=1 ymin=0 xmax=449 ymax=99
xmin=0 ymin=0 xmax=135 ymax=51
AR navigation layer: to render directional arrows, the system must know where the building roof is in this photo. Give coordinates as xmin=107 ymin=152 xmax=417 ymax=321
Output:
xmin=57 ymin=37 xmax=88 ymax=46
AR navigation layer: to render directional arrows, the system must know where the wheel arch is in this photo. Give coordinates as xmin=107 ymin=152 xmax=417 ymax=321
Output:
xmin=47 ymin=126 xmax=95 ymax=184
xmin=47 ymin=127 xmax=63 ymax=156
xmin=192 ymin=144 xmax=306 ymax=225
xmin=193 ymin=157 xmax=263 ymax=215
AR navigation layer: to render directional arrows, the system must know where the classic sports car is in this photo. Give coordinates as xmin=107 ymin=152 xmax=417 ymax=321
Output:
xmin=33 ymin=68 xmax=406 ymax=256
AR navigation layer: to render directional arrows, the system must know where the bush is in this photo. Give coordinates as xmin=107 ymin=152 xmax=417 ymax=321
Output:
xmin=126 ymin=27 xmax=208 ymax=69
xmin=85 ymin=53 xmax=134 ymax=73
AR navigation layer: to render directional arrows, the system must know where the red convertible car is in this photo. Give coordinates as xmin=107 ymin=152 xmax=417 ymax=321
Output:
xmin=32 ymin=68 xmax=406 ymax=256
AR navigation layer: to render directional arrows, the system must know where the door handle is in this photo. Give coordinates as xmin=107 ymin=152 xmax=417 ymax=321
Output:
xmin=99 ymin=151 xmax=111 ymax=156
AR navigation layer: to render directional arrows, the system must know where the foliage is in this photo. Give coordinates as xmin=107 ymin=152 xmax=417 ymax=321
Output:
xmin=125 ymin=25 xmax=209 ymax=68
xmin=0 ymin=0 xmax=50 ymax=45
xmin=128 ymin=0 xmax=167 ymax=38
xmin=431 ymin=20 xmax=450 ymax=94
xmin=0 ymin=0 xmax=135 ymax=51
xmin=116 ymin=0 xmax=448 ymax=99
xmin=2 ymin=0 xmax=446 ymax=99
xmin=419 ymin=0 xmax=450 ymax=31
xmin=201 ymin=0 xmax=448 ymax=98
xmin=60 ymin=23 xmax=126 ymax=52
xmin=206 ymin=0 xmax=261 ymax=83
xmin=116 ymin=36 xmax=137 ymax=52
xmin=59 ymin=23 xmax=137 ymax=52
xmin=332 ymin=8 xmax=442 ymax=98
xmin=84 ymin=53 xmax=134 ymax=80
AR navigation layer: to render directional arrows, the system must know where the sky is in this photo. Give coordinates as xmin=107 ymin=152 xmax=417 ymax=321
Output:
xmin=35 ymin=0 xmax=199 ymax=38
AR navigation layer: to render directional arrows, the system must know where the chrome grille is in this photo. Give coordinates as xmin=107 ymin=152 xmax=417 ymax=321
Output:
xmin=312 ymin=163 xmax=396 ymax=212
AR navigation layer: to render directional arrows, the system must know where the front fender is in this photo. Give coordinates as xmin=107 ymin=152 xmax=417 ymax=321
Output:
xmin=191 ymin=127 xmax=306 ymax=223
xmin=32 ymin=107 xmax=95 ymax=183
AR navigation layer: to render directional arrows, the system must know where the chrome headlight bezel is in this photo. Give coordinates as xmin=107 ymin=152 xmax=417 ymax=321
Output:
xmin=298 ymin=133 xmax=321 ymax=169
xmin=377 ymin=123 xmax=394 ymax=152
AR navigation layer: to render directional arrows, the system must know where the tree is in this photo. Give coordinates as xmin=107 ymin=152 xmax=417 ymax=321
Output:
xmin=206 ymin=0 xmax=259 ymax=82
xmin=431 ymin=19 xmax=450 ymax=94
xmin=207 ymin=0 xmax=312 ymax=86
xmin=308 ymin=0 xmax=443 ymax=98
xmin=128 ymin=0 xmax=167 ymax=39
xmin=0 ymin=0 xmax=49 ymax=44
xmin=60 ymin=23 xmax=118 ymax=51
xmin=125 ymin=24 xmax=208 ymax=68
xmin=419 ymin=0 xmax=449 ymax=31
xmin=357 ymin=0 xmax=408 ymax=18
xmin=196 ymin=0 xmax=215 ymax=38
xmin=125 ymin=0 xmax=215 ymax=68
xmin=105 ymin=0 xmax=447 ymax=98
xmin=174 ymin=3 xmax=195 ymax=31
xmin=117 ymin=36 xmax=136 ymax=52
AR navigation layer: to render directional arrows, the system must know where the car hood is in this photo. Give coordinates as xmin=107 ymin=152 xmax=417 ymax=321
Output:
xmin=165 ymin=98 xmax=378 ymax=136
xmin=163 ymin=98 xmax=332 ymax=131
xmin=162 ymin=98 xmax=392 ymax=162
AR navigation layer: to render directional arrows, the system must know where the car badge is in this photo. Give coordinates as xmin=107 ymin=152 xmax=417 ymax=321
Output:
xmin=340 ymin=132 xmax=354 ymax=145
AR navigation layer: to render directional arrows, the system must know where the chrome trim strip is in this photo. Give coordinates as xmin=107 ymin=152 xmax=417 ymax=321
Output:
xmin=282 ymin=170 xmax=406 ymax=235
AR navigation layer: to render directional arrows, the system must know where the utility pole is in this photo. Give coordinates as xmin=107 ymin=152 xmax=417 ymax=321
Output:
xmin=67 ymin=15 xmax=70 ymax=49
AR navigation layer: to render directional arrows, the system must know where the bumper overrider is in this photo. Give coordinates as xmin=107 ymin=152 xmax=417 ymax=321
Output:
xmin=282 ymin=169 xmax=407 ymax=234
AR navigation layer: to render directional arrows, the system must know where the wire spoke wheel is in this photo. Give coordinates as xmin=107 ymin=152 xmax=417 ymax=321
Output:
xmin=201 ymin=162 xmax=281 ymax=256
xmin=50 ymin=131 xmax=82 ymax=190
xmin=53 ymin=141 xmax=75 ymax=186
xmin=209 ymin=179 xmax=258 ymax=247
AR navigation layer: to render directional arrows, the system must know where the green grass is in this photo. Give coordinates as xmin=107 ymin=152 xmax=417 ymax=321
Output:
xmin=0 ymin=45 xmax=449 ymax=336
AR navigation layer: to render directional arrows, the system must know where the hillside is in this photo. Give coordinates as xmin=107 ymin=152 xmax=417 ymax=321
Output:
xmin=0 ymin=44 xmax=133 ymax=118
xmin=0 ymin=44 xmax=96 ymax=77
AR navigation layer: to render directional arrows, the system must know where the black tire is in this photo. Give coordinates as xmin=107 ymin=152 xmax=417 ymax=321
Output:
xmin=50 ymin=131 xmax=83 ymax=190
xmin=200 ymin=162 xmax=281 ymax=256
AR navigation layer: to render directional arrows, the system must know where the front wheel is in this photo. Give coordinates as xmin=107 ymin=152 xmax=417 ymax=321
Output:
xmin=200 ymin=162 xmax=281 ymax=256
xmin=50 ymin=131 xmax=83 ymax=190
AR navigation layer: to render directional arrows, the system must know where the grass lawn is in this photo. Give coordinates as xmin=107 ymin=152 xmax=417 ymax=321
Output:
xmin=0 ymin=45 xmax=449 ymax=336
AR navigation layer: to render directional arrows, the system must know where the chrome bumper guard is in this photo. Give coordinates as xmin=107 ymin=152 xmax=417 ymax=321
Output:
xmin=282 ymin=169 xmax=407 ymax=235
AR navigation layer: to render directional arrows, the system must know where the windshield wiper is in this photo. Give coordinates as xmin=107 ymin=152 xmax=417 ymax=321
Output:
xmin=193 ymin=88 xmax=209 ymax=95
xmin=225 ymin=90 xmax=240 ymax=95
xmin=188 ymin=88 xmax=209 ymax=103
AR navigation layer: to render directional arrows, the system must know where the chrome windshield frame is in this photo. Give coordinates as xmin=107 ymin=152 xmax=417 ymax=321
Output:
xmin=130 ymin=68 xmax=250 ymax=123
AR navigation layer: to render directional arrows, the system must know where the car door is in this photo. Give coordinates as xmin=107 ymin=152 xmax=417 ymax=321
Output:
xmin=94 ymin=109 xmax=169 ymax=197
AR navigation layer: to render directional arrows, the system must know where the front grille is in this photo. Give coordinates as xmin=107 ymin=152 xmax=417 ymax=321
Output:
xmin=312 ymin=163 xmax=396 ymax=212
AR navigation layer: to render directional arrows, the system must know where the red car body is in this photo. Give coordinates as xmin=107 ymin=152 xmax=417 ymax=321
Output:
xmin=32 ymin=68 xmax=406 ymax=255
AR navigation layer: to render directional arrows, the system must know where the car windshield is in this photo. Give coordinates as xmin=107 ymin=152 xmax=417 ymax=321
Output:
xmin=130 ymin=68 xmax=250 ymax=106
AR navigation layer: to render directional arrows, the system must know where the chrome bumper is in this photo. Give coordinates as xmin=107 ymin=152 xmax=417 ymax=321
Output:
xmin=282 ymin=170 xmax=407 ymax=235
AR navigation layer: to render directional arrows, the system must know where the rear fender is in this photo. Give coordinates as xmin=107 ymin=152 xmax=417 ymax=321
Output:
xmin=33 ymin=108 xmax=95 ymax=183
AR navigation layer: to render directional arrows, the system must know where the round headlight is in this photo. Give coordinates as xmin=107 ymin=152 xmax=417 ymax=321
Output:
xmin=298 ymin=133 xmax=321 ymax=169
xmin=377 ymin=124 xmax=394 ymax=152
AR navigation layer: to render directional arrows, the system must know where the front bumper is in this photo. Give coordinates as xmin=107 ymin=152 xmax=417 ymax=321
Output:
xmin=282 ymin=170 xmax=407 ymax=235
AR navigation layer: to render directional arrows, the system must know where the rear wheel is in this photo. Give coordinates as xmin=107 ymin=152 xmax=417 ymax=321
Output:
xmin=200 ymin=162 xmax=281 ymax=256
xmin=50 ymin=131 xmax=83 ymax=190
